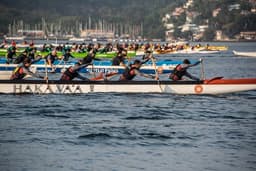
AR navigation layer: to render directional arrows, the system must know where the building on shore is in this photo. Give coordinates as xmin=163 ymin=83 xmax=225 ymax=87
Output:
xmin=80 ymin=29 xmax=115 ymax=41
xmin=215 ymin=30 xmax=230 ymax=41
xmin=239 ymin=31 xmax=256 ymax=40
xmin=17 ymin=30 xmax=45 ymax=38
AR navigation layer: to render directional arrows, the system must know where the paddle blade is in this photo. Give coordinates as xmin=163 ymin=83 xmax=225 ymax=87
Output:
xmin=90 ymin=72 xmax=118 ymax=81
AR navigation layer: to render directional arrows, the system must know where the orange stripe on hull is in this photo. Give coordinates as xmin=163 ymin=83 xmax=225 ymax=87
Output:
xmin=204 ymin=78 xmax=256 ymax=84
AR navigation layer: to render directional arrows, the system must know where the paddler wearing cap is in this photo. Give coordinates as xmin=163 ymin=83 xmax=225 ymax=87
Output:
xmin=10 ymin=58 xmax=46 ymax=80
xmin=45 ymin=49 xmax=58 ymax=72
xmin=112 ymin=49 xmax=127 ymax=66
xmin=119 ymin=59 xmax=158 ymax=81
xmin=169 ymin=59 xmax=201 ymax=81
xmin=60 ymin=60 xmax=91 ymax=81
xmin=6 ymin=41 xmax=17 ymax=64
xmin=81 ymin=48 xmax=100 ymax=65
xmin=61 ymin=48 xmax=75 ymax=62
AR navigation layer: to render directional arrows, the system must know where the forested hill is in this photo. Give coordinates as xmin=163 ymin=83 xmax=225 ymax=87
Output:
xmin=0 ymin=0 xmax=184 ymax=39
xmin=0 ymin=0 xmax=255 ymax=40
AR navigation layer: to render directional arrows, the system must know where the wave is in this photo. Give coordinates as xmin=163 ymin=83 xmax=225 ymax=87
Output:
xmin=125 ymin=116 xmax=168 ymax=120
xmin=43 ymin=114 xmax=70 ymax=118
xmin=139 ymin=132 xmax=173 ymax=140
xmin=78 ymin=133 xmax=112 ymax=139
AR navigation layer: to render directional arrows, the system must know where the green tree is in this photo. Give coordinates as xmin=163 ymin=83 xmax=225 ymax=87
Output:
xmin=202 ymin=28 xmax=215 ymax=41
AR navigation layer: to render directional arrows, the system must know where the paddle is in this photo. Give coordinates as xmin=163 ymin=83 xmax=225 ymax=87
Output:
xmin=200 ymin=58 xmax=205 ymax=80
xmin=57 ymin=56 xmax=67 ymax=73
xmin=91 ymin=60 xmax=96 ymax=78
xmin=44 ymin=59 xmax=49 ymax=84
xmin=149 ymin=53 xmax=163 ymax=92
xmin=90 ymin=72 xmax=119 ymax=81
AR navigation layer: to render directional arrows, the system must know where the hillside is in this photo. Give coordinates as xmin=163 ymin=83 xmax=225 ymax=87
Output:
xmin=0 ymin=0 xmax=183 ymax=39
xmin=164 ymin=0 xmax=256 ymax=41
xmin=0 ymin=0 xmax=255 ymax=40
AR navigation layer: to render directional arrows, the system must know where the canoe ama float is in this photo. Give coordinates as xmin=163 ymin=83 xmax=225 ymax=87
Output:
xmin=0 ymin=77 xmax=255 ymax=95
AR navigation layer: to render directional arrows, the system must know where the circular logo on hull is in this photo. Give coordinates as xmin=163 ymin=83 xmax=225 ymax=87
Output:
xmin=194 ymin=85 xmax=203 ymax=94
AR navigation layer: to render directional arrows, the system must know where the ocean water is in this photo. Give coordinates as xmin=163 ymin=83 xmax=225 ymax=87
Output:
xmin=0 ymin=42 xmax=256 ymax=171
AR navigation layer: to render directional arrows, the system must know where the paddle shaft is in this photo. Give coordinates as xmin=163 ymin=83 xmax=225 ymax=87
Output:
xmin=150 ymin=55 xmax=163 ymax=92
xmin=44 ymin=59 xmax=48 ymax=84
xmin=200 ymin=58 xmax=205 ymax=80
xmin=91 ymin=60 xmax=96 ymax=78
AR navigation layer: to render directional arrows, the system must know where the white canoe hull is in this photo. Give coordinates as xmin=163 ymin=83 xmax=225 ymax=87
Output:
xmin=0 ymin=71 xmax=13 ymax=80
xmin=0 ymin=78 xmax=255 ymax=95
xmin=233 ymin=51 xmax=256 ymax=57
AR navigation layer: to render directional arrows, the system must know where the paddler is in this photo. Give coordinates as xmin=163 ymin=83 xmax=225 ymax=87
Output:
xmin=10 ymin=58 xmax=46 ymax=80
xmin=142 ymin=50 xmax=155 ymax=60
xmin=60 ymin=60 xmax=91 ymax=81
xmin=82 ymin=48 xmax=101 ymax=65
xmin=61 ymin=48 xmax=75 ymax=62
xmin=28 ymin=47 xmax=42 ymax=62
xmin=169 ymin=59 xmax=201 ymax=81
xmin=112 ymin=49 xmax=127 ymax=66
xmin=45 ymin=49 xmax=58 ymax=72
xmin=119 ymin=59 xmax=158 ymax=81
xmin=6 ymin=41 xmax=17 ymax=64
xmin=13 ymin=50 xmax=28 ymax=64
xmin=25 ymin=42 xmax=34 ymax=54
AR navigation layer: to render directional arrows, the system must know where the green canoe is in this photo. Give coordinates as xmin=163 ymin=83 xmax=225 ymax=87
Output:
xmin=0 ymin=49 xmax=136 ymax=59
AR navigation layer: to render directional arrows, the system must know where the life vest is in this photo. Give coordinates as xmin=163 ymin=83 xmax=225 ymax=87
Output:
xmin=112 ymin=55 xmax=124 ymax=66
xmin=122 ymin=66 xmax=137 ymax=80
xmin=169 ymin=64 xmax=187 ymax=81
xmin=82 ymin=55 xmax=93 ymax=64
xmin=60 ymin=67 xmax=78 ymax=80
xmin=10 ymin=66 xmax=26 ymax=80
xmin=7 ymin=46 xmax=16 ymax=58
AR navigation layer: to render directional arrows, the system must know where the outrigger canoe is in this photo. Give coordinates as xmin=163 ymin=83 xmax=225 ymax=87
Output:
xmin=136 ymin=49 xmax=220 ymax=55
xmin=0 ymin=49 xmax=136 ymax=59
xmin=0 ymin=64 xmax=174 ymax=80
xmin=0 ymin=61 xmax=180 ymax=80
xmin=0 ymin=77 xmax=255 ymax=95
xmin=0 ymin=59 xmax=190 ymax=79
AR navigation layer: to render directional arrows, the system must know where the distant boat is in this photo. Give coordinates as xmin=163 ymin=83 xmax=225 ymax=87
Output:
xmin=4 ymin=36 xmax=26 ymax=41
xmin=135 ymin=49 xmax=220 ymax=56
xmin=69 ymin=37 xmax=85 ymax=42
xmin=233 ymin=51 xmax=256 ymax=57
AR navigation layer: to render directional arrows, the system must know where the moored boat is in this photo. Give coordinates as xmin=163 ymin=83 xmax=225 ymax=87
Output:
xmin=0 ymin=77 xmax=255 ymax=95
